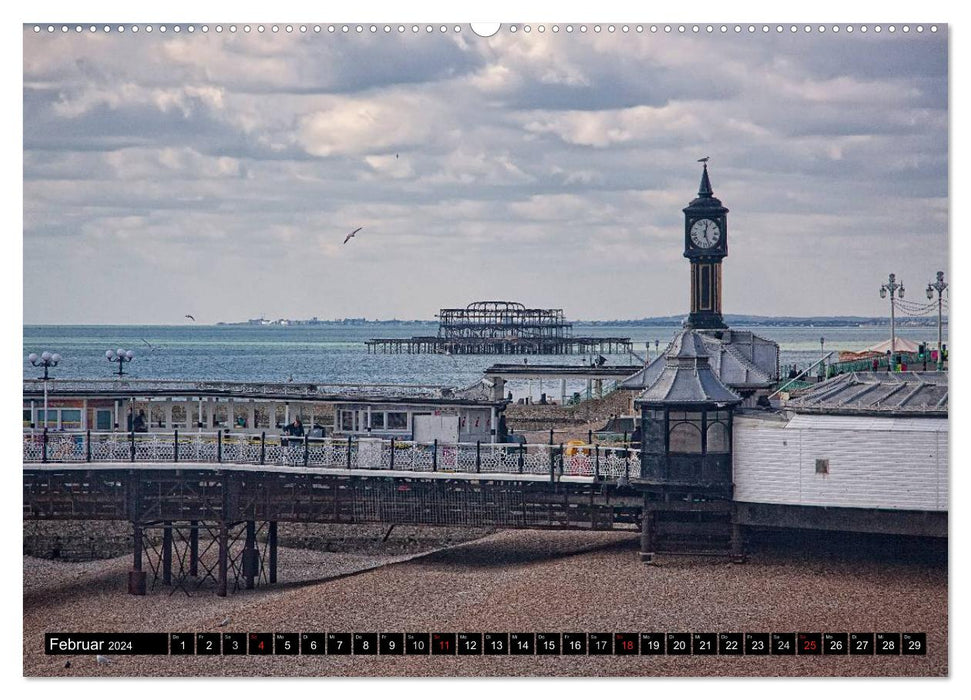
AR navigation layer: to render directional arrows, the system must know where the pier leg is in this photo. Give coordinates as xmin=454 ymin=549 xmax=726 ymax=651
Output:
xmin=217 ymin=521 xmax=228 ymax=597
xmin=268 ymin=521 xmax=278 ymax=584
xmin=128 ymin=523 xmax=146 ymax=595
xmin=162 ymin=521 xmax=173 ymax=586
xmin=243 ymin=520 xmax=257 ymax=590
xmin=189 ymin=520 xmax=199 ymax=577
xmin=730 ymin=513 xmax=746 ymax=564
xmin=640 ymin=509 xmax=655 ymax=564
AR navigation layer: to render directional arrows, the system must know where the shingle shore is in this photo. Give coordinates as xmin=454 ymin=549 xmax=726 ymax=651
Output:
xmin=24 ymin=529 xmax=946 ymax=677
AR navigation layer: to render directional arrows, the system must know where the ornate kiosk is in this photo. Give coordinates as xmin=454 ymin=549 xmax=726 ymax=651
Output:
xmin=635 ymin=329 xmax=743 ymax=561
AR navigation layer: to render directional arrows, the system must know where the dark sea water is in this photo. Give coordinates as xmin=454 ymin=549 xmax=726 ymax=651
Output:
xmin=23 ymin=323 xmax=945 ymax=399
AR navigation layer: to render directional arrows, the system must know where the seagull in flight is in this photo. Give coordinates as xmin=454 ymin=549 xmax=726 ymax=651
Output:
xmin=185 ymin=314 xmax=196 ymax=322
xmin=140 ymin=338 xmax=157 ymax=352
xmin=697 ymin=156 xmax=710 ymax=163
xmin=343 ymin=227 xmax=363 ymax=245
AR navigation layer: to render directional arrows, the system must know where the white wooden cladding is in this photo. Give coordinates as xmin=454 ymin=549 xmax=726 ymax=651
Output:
xmin=733 ymin=416 xmax=947 ymax=511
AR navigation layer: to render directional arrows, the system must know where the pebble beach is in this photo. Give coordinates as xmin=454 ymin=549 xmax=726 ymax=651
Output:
xmin=23 ymin=528 xmax=946 ymax=678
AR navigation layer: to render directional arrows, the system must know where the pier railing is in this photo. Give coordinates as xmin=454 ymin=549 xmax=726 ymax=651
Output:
xmin=22 ymin=378 xmax=453 ymax=400
xmin=23 ymin=429 xmax=638 ymax=479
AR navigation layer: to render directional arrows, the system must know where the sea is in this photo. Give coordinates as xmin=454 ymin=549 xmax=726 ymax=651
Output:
xmin=23 ymin=323 xmax=946 ymax=401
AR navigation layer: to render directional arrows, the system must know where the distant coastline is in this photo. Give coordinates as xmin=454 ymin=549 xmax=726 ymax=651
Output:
xmin=212 ymin=314 xmax=946 ymax=328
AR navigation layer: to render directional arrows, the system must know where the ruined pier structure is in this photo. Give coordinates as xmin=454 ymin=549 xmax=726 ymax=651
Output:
xmin=366 ymin=301 xmax=633 ymax=355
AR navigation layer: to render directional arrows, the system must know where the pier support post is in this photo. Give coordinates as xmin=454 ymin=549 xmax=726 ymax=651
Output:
xmin=128 ymin=523 xmax=146 ymax=595
xmin=189 ymin=520 xmax=199 ymax=577
xmin=217 ymin=521 xmax=228 ymax=597
xmin=639 ymin=509 xmax=655 ymax=564
xmin=269 ymin=521 xmax=278 ymax=584
xmin=243 ymin=520 xmax=258 ymax=590
xmin=161 ymin=521 xmax=173 ymax=586
xmin=730 ymin=510 xmax=746 ymax=564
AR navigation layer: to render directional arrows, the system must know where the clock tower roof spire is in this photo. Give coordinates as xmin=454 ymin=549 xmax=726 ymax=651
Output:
xmin=698 ymin=162 xmax=713 ymax=197
xmin=684 ymin=161 xmax=727 ymax=213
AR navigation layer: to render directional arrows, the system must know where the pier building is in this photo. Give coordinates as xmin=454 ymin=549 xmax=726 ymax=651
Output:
xmin=22 ymin=378 xmax=507 ymax=444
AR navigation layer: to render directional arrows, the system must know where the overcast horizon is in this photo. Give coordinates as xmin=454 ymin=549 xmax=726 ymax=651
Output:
xmin=23 ymin=25 xmax=948 ymax=325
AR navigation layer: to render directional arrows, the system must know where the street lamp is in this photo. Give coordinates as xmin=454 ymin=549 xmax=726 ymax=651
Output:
xmin=28 ymin=351 xmax=61 ymax=429
xmin=926 ymin=271 xmax=948 ymax=370
xmin=819 ymin=337 xmax=825 ymax=378
xmin=879 ymin=273 xmax=904 ymax=355
xmin=106 ymin=347 xmax=135 ymax=376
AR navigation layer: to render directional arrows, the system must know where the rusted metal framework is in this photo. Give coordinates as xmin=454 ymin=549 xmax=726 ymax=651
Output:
xmin=439 ymin=301 xmax=572 ymax=341
xmin=367 ymin=301 xmax=632 ymax=355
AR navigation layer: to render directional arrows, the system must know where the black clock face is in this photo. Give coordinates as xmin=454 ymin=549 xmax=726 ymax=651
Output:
xmin=690 ymin=218 xmax=721 ymax=248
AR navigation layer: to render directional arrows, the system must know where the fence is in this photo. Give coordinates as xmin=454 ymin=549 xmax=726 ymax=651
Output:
xmin=22 ymin=429 xmax=638 ymax=479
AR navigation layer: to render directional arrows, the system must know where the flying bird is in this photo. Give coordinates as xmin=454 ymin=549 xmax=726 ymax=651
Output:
xmin=697 ymin=156 xmax=710 ymax=163
xmin=185 ymin=314 xmax=196 ymax=322
xmin=140 ymin=338 xmax=157 ymax=352
xmin=343 ymin=227 xmax=363 ymax=244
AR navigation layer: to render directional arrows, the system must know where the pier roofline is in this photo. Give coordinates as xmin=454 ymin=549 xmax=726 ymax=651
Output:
xmin=22 ymin=378 xmax=507 ymax=407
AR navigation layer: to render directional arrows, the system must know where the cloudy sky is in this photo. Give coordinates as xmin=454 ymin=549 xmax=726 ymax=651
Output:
xmin=23 ymin=24 xmax=948 ymax=324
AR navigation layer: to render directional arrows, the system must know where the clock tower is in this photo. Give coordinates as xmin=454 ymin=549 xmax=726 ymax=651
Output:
xmin=683 ymin=162 xmax=729 ymax=330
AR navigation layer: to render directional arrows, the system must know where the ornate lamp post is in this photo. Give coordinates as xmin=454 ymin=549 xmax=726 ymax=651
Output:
xmin=926 ymin=271 xmax=948 ymax=370
xmin=28 ymin=351 xmax=61 ymax=429
xmin=106 ymin=347 xmax=135 ymax=376
xmin=879 ymin=273 xmax=905 ymax=356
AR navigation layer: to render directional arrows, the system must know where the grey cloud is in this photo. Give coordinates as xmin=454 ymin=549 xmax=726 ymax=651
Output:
xmin=22 ymin=27 xmax=948 ymax=323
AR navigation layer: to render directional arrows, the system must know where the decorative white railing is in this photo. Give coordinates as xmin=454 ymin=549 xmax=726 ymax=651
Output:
xmin=22 ymin=430 xmax=639 ymax=479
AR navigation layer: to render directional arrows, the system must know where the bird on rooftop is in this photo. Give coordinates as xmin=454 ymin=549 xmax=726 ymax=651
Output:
xmin=95 ymin=654 xmax=112 ymax=665
xmin=217 ymin=617 xmax=231 ymax=627
xmin=343 ymin=227 xmax=363 ymax=244
xmin=185 ymin=314 xmax=196 ymax=322
xmin=64 ymin=660 xmax=71 ymax=669
xmin=697 ymin=156 xmax=710 ymax=163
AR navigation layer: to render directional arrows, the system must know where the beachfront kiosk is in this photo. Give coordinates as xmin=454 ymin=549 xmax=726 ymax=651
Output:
xmin=634 ymin=329 xmax=742 ymax=562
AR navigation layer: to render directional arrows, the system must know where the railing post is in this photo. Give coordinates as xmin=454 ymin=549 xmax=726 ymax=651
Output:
xmin=588 ymin=429 xmax=593 ymax=444
xmin=549 ymin=428 xmax=554 ymax=446
xmin=260 ymin=431 xmax=266 ymax=465
xmin=347 ymin=436 xmax=352 ymax=469
xmin=390 ymin=437 xmax=395 ymax=470
xmin=174 ymin=429 xmax=179 ymax=463
xmin=559 ymin=442 xmax=565 ymax=476
xmin=217 ymin=430 xmax=223 ymax=463
xmin=550 ymin=446 xmax=555 ymax=483
xmin=432 ymin=439 xmax=438 ymax=472
xmin=86 ymin=429 xmax=92 ymax=463
xmin=42 ymin=427 xmax=48 ymax=464
xmin=130 ymin=429 xmax=135 ymax=463
xmin=595 ymin=444 xmax=600 ymax=480
xmin=476 ymin=440 xmax=481 ymax=473
xmin=304 ymin=433 xmax=309 ymax=466
xmin=518 ymin=443 xmax=524 ymax=473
